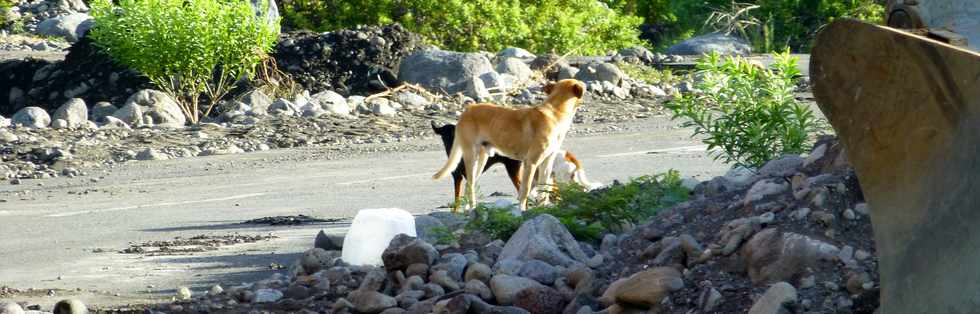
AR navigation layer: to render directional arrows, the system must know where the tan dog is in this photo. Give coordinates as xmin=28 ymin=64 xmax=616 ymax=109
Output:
xmin=432 ymin=79 xmax=587 ymax=211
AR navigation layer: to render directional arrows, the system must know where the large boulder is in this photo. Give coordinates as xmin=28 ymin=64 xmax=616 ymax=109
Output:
xmin=740 ymin=228 xmax=839 ymax=284
xmin=496 ymin=58 xmax=533 ymax=83
xmin=574 ymin=62 xmax=627 ymax=85
xmin=124 ymin=90 xmax=186 ymax=127
xmin=36 ymin=13 xmax=94 ymax=43
xmin=341 ymin=208 xmax=417 ymax=266
xmin=250 ymin=0 xmax=280 ymax=32
xmin=52 ymin=98 xmax=88 ymax=127
xmin=12 ymin=106 xmax=51 ymax=128
xmin=495 ymin=214 xmax=593 ymax=269
xmin=311 ymin=90 xmax=350 ymax=116
xmin=667 ymin=33 xmax=752 ymax=56
xmin=398 ymin=49 xmax=495 ymax=98
xmin=618 ymin=46 xmax=656 ymax=64
xmin=498 ymin=47 xmax=535 ymax=59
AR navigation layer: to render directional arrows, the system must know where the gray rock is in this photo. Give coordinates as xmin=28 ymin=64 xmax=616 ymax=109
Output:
xmin=496 ymin=58 xmax=533 ymax=83
xmin=414 ymin=215 xmax=446 ymax=244
xmin=90 ymin=102 xmax=118 ymax=123
xmin=433 ymin=253 xmax=468 ymax=282
xmin=112 ymin=103 xmax=143 ymax=126
xmin=667 ymin=33 xmax=752 ymax=56
xmin=315 ymin=230 xmax=344 ymax=251
xmin=496 ymin=214 xmax=593 ymax=269
xmin=0 ymin=302 xmax=25 ymax=314
xmin=269 ymin=98 xmax=298 ymax=116
xmin=101 ymin=116 xmax=131 ymax=129
xmin=136 ymin=148 xmax=169 ymax=161
xmin=52 ymin=119 xmax=69 ymax=129
xmin=748 ymin=282 xmax=797 ymax=314
xmin=398 ymin=49 xmax=494 ymax=96
xmin=300 ymin=248 xmax=340 ymax=274
xmin=518 ymin=259 xmax=557 ymax=285
xmin=394 ymin=92 xmax=430 ymax=109
xmin=53 ymin=98 xmax=88 ymax=127
xmin=382 ymin=234 xmax=439 ymax=271
xmin=557 ymin=65 xmax=579 ymax=81
xmin=698 ymin=287 xmax=723 ymax=312
xmin=36 ymin=13 xmax=93 ymax=42
xmin=254 ymin=288 xmax=284 ymax=303
xmin=250 ymin=0 xmax=280 ymax=32
xmin=464 ymin=75 xmax=491 ymax=101
xmin=603 ymin=267 xmax=684 ymax=307
xmin=741 ymin=228 xmax=839 ymax=284
xmin=312 ymin=90 xmax=350 ymax=116
xmin=479 ymin=71 xmax=509 ymax=93
xmin=513 ymin=285 xmax=565 ymax=314
xmin=371 ymin=99 xmax=397 ymax=116
xmin=12 ymin=106 xmax=50 ymax=128
xmin=498 ymin=47 xmax=535 ymax=59
xmin=490 ymin=274 xmax=545 ymax=305
xmin=759 ymin=155 xmax=805 ymax=177
xmin=125 ymin=90 xmax=186 ymax=127
xmin=618 ymin=46 xmax=655 ymax=64
xmin=429 ymin=270 xmax=460 ymax=291
xmin=574 ymin=62 xmax=627 ymax=85
xmin=743 ymin=179 xmax=790 ymax=205
xmin=242 ymin=90 xmax=273 ymax=115
xmin=0 ymin=115 xmax=10 ymax=128
xmin=465 ymin=279 xmax=493 ymax=301
xmin=208 ymin=285 xmax=224 ymax=296
xmin=464 ymin=262 xmax=492 ymax=284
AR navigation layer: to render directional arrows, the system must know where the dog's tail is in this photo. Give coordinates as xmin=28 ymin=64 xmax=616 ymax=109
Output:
xmin=565 ymin=151 xmax=602 ymax=190
xmin=433 ymin=136 xmax=463 ymax=180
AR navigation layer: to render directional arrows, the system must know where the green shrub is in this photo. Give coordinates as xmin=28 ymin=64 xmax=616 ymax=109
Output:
xmin=665 ymin=51 xmax=825 ymax=168
xmin=603 ymin=0 xmax=883 ymax=52
xmin=280 ymin=0 xmax=642 ymax=55
xmin=89 ymin=0 xmax=280 ymax=124
xmin=466 ymin=171 xmax=690 ymax=241
xmin=0 ymin=0 xmax=12 ymax=26
xmin=616 ymin=62 xmax=688 ymax=87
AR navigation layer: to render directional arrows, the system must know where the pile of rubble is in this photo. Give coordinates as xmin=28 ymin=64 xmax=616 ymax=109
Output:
xmin=38 ymin=136 xmax=871 ymax=314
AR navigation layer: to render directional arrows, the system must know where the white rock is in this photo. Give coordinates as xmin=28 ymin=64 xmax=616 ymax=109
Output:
xmin=176 ymin=286 xmax=192 ymax=300
xmin=53 ymin=98 xmax=88 ymax=127
xmin=370 ymin=99 xmax=396 ymax=117
xmin=51 ymin=119 xmax=69 ymax=129
xmin=0 ymin=301 xmax=25 ymax=314
xmin=341 ymin=208 xmax=417 ymax=266
xmin=125 ymin=89 xmax=185 ymax=127
xmin=12 ymin=106 xmax=50 ymax=128
xmin=743 ymin=179 xmax=789 ymax=205
xmin=312 ymin=90 xmax=350 ymax=116
xmin=497 ymin=47 xmax=535 ymax=59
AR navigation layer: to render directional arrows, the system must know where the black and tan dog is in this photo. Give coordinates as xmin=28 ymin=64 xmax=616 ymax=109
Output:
xmin=433 ymin=79 xmax=587 ymax=211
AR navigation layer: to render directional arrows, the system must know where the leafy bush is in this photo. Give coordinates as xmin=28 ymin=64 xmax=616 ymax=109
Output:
xmin=466 ymin=171 xmax=690 ymax=241
xmin=280 ymin=0 xmax=642 ymax=55
xmin=89 ymin=0 xmax=280 ymax=124
xmin=0 ymin=0 xmax=12 ymax=26
xmin=665 ymin=51 xmax=825 ymax=168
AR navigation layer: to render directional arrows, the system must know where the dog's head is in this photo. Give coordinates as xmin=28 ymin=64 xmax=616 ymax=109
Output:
xmin=431 ymin=121 xmax=454 ymax=136
xmin=543 ymin=79 xmax=587 ymax=108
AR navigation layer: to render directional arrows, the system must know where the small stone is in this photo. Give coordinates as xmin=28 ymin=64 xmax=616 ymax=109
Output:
xmin=843 ymin=209 xmax=857 ymax=220
xmin=254 ymin=289 xmax=284 ymax=303
xmin=429 ymin=270 xmax=460 ymax=291
xmin=854 ymin=203 xmax=870 ymax=216
xmin=800 ymin=276 xmax=815 ymax=289
xmin=518 ymin=259 xmax=558 ymax=285
xmin=176 ymin=286 xmax=192 ymax=300
xmin=698 ymin=287 xmax=723 ymax=312
xmin=208 ymin=285 xmax=224 ymax=296
xmin=406 ymin=263 xmax=429 ymax=278
xmin=823 ymin=281 xmax=839 ymax=291
xmin=490 ymin=274 xmax=545 ymax=305
xmin=854 ymin=250 xmax=871 ymax=261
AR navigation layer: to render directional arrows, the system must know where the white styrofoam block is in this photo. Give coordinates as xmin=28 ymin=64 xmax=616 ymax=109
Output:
xmin=341 ymin=208 xmax=417 ymax=266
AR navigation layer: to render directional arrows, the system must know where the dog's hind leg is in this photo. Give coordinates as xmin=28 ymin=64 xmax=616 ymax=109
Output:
xmin=504 ymin=161 xmax=522 ymax=193
xmin=452 ymin=173 xmax=463 ymax=212
xmin=517 ymin=161 xmax=539 ymax=211
xmin=462 ymin=146 xmax=480 ymax=211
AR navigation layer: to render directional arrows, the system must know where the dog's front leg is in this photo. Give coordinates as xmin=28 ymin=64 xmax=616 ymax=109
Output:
xmin=535 ymin=151 xmax=560 ymax=204
xmin=518 ymin=161 xmax=539 ymax=211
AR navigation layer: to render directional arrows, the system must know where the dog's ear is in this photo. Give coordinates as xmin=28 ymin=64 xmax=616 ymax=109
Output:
xmin=572 ymin=82 xmax=585 ymax=98
xmin=543 ymin=82 xmax=556 ymax=95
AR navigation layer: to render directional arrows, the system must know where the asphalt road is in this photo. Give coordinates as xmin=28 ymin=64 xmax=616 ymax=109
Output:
xmin=0 ymin=116 xmax=730 ymax=309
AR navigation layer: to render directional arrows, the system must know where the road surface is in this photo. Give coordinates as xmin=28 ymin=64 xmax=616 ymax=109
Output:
xmin=0 ymin=116 xmax=729 ymax=309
